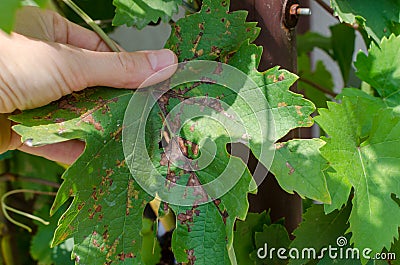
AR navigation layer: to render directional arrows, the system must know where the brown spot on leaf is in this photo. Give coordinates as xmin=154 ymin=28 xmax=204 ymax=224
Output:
xmin=78 ymin=202 xmax=85 ymax=210
xmin=278 ymin=102 xmax=288 ymax=107
xmin=116 ymin=159 xmax=125 ymax=168
xmin=177 ymin=207 xmax=200 ymax=232
xmin=213 ymin=62 xmax=223 ymax=75
xmin=286 ymin=162 xmax=295 ymax=175
xmin=95 ymin=204 xmax=102 ymax=212
xmin=278 ymin=73 xmax=285 ymax=81
xmin=186 ymin=249 xmax=196 ymax=265
xmin=295 ymin=106 xmax=303 ymax=116
xmin=80 ymin=114 xmax=104 ymax=132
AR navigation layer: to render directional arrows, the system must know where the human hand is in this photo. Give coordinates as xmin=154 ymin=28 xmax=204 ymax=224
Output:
xmin=0 ymin=6 xmax=178 ymax=164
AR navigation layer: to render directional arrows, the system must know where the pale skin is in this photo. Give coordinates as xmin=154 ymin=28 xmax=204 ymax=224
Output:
xmin=0 ymin=7 xmax=178 ymax=164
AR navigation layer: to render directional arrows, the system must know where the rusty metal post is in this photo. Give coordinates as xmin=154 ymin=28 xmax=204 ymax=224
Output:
xmin=231 ymin=0 xmax=310 ymax=233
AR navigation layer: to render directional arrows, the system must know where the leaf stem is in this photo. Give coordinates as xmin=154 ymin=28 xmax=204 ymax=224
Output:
xmin=1 ymin=189 xmax=57 ymax=232
xmin=299 ymin=77 xmax=338 ymax=97
xmin=61 ymin=0 xmax=120 ymax=52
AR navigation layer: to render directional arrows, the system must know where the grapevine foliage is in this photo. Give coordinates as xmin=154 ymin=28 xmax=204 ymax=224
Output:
xmin=112 ymin=0 xmax=182 ymax=29
xmin=10 ymin=0 xmax=324 ymax=264
xmin=331 ymin=0 xmax=400 ymax=44
xmin=1 ymin=0 xmax=400 ymax=264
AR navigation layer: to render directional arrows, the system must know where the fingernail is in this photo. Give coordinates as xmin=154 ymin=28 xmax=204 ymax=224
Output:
xmin=147 ymin=49 xmax=176 ymax=71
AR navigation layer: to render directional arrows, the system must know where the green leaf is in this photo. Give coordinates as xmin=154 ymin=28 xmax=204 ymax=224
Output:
xmin=355 ymin=35 xmax=400 ymax=106
xmin=112 ymin=0 xmax=182 ymax=29
xmin=330 ymin=0 xmax=400 ymax=44
xmin=315 ymin=96 xmax=400 ymax=256
xmin=166 ymin=0 xmax=260 ymax=61
xmin=171 ymin=203 xmax=231 ymax=264
xmin=12 ymin=89 xmax=153 ymax=263
xmin=330 ymin=23 xmax=355 ymax=84
xmin=0 ymin=0 xmax=21 ymax=33
xmin=0 ymin=0 xmax=49 ymax=33
xmin=249 ymin=223 xmax=291 ymax=265
xmin=288 ymin=204 xmax=351 ymax=265
xmin=297 ymin=32 xmax=332 ymax=56
xmin=30 ymin=205 xmax=74 ymax=265
xmin=271 ymin=139 xmax=331 ymax=203
xmin=390 ymin=232 xmax=400 ymax=265
xmin=233 ymin=211 xmax=271 ymax=265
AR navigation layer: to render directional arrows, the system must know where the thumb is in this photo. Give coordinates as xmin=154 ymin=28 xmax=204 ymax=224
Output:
xmin=77 ymin=49 xmax=178 ymax=89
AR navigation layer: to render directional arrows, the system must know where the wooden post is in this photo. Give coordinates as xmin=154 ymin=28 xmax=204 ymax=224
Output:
xmin=231 ymin=0 xmax=310 ymax=233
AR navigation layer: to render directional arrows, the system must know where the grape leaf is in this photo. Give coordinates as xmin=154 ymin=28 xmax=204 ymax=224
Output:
xmin=315 ymin=96 xmax=400 ymax=256
xmin=30 ymin=204 xmax=74 ymax=265
xmin=330 ymin=0 xmax=400 ymax=44
xmin=271 ymin=139 xmax=331 ymax=204
xmin=12 ymin=89 xmax=154 ymax=264
xmin=112 ymin=0 xmax=182 ymax=29
xmin=233 ymin=211 xmax=271 ymax=265
xmin=355 ymin=35 xmax=400 ymax=106
xmin=249 ymin=223 xmax=291 ymax=265
xmin=288 ymin=204 xmax=351 ymax=265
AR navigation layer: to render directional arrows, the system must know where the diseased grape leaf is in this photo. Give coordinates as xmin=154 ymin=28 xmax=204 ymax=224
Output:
xmin=112 ymin=0 xmax=182 ymax=29
xmin=288 ymin=204 xmax=351 ymax=265
xmin=355 ymin=35 xmax=400 ymax=106
xmin=315 ymin=95 xmax=400 ymax=256
xmin=271 ymin=139 xmax=331 ymax=204
xmin=330 ymin=0 xmax=400 ymax=44
xmin=12 ymin=88 xmax=153 ymax=264
xmin=11 ymin=0 xmax=324 ymax=264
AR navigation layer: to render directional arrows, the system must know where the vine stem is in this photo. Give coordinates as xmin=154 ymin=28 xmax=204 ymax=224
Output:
xmin=314 ymin=0 xmax=337 ymax=19
xmin=0 ymin=173 xmax=60 ymax=188
xmin=299 ymin=77 xmax=338 ymax=97
xmin=1 ymin=189 xmax=57 ymax=232
xmin=61 ymin=0 xmax=120 ymax=52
